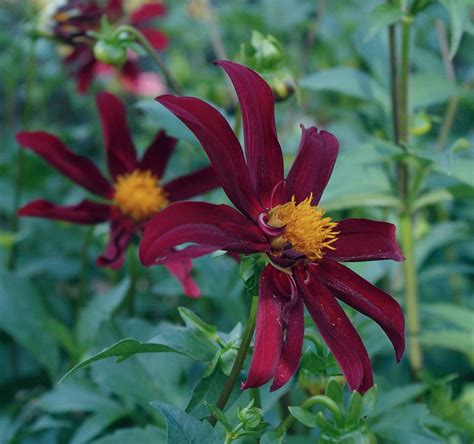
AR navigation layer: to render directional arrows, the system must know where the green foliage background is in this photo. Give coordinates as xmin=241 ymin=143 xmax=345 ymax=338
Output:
xmin=0 ymin=0 xmax=473 ymax=443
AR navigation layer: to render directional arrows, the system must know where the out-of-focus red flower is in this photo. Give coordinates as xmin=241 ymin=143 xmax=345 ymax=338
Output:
xmin=40 ymin=0 xmax=168 ymax=94
xmin=140 ymin=61 xmax=406 ymax=393
xmin=18 ymin=92 xmax=219 ymax=297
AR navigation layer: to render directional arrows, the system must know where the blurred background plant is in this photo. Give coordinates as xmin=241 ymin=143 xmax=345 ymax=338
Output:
xmin=0 ymin=0 xmax=473 ymax=443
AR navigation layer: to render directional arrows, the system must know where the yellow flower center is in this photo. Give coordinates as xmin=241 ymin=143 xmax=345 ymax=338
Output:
xmin=113 ymin=170 xmax=168 ymax=220
xmin=267 ymin=194 xmax=339 ymax=261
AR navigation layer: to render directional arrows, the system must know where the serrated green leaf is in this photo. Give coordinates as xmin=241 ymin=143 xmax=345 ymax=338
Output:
xmin=152 ymin=401 xmax=223 ymax=443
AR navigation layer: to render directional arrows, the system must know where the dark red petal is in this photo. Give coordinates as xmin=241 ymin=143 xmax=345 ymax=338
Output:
xmin=242 ymin=265 xmax=284 ymax=389
xmin=270 ymin=272 xmax=304 ymax=391
xmin=318 ymin=259 xmax=405 ymax=362
xmin=96 ymin=92 xmax=137 ymax=178
xmin=16 ymin=131 xmax=113 ymax=198
xmin=164 ymin=166 xmax=219 ymax=201
xmin=156 ymin=95 xmax=264 ymax=220
xmin=216 ymin=61 xmax=283 ymax=208
xmin=326 ymin=218 xmax=404 ymax=262
xmin=105 ymin=0 xmax=124 ymax=18
xmin=296 ymin=267 xmax=373 ymax=394
xmin=139 ymin=28 xmax=169 ymax=51
xmin=285 ymin=126 xmax=339 ymax=205
xmin=139 ymin=130 xmax=177 ymax=177
xmin=18 ymin=199 xmax=111 ymax=224
xmin=76 ymin=60 xmax=96 ymax=94
xmin=97 ymin=219 xmax=135 ymax=269
xmin=129 ymin=2 xmax=166 ymax=24
xmin=164 ymin=260 xmax=200 ymax=298
xmin=139 ymin=201 xmax=269 ymax=266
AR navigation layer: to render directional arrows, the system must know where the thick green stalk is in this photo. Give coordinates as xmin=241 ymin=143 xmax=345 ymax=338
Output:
xmin=391 ymin=13 xmax=423 ymax=377
xmin=208 ymin=295 xmax=259 ymax=427
xmin=116 ymin=25 xmax=183 ymax=95
xmin=78 ymin=226 xmax=94 ymax=314
xmin=7 ymin=38 xmax=36 ymax=270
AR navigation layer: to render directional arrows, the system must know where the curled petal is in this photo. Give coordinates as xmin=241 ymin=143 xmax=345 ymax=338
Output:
xmin=326 ymin=218 xmax=404 ymax=262
xmin=164 ymin=166 xmax=220 ymax=202
xmin=140 ymin=202 xmax=269 ymax=266
xmin=164 ymin=260 xmax=200 ymax=298
xmin=242 ymin=265 xmax=284 ymax=389
xmin=97 ymin=219 xmax=136 ymax=269
xmin=18 ymin=199 xmax=111 ymax=224
xmin=318 ymin=259 xmax=405 ymax=361
xmin=129 ymin=2 xmax=166 ymax=24
xmin=156 ymin=95 xmax=263 ymax=220
xmin=270 ymin=272 xmax=304 ymax=391
xmin=216 ymin=61 xmax=284 ymax=208
xmin=16 ymin=131 xmax=113 ymax=198
xmin=139 ymin=130 xmax=177 ymax=177
xmin=96 ymin=92 xmax=137 ymax=178
xmin=296 ymin=267 xmax=373 ymax=394
xmin=285 ymin=125 xmax=339 ymax=205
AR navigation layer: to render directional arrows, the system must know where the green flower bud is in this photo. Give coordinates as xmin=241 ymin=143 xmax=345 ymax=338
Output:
xmin=237 ymin=401 xmax=264 ymax=431
xmin=93 ymin=40 xmax=127 ymax=66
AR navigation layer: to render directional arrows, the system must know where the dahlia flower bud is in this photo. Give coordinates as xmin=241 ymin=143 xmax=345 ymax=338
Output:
xmin=237 ymin=400 xmax=264 ymax=431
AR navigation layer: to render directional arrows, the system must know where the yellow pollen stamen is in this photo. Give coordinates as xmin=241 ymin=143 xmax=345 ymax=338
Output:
xmin=113 ymin=170 xmax=168 ymax=220
xmin=267 ymin=194 xmax=339 ymax=261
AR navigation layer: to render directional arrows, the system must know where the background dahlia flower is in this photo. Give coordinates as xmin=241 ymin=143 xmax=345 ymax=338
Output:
xmin=18 ymin=91 xmax=218 ymax=297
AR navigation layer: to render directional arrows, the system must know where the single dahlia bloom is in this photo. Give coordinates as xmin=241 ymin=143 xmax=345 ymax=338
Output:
xmin=18 ymin=92 xmax=218 ymax=297
xmin=39 ymin=0 xmax=168 ymax=93
xmin=140 ymin=61 xmax=405 ymax=393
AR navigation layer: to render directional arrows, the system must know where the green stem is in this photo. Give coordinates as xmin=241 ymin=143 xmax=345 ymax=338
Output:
xmin=116 ymin=25 xmax=183 ymax=95
xmin=78 ymin=226 xmax=94 ymax=314
xmin=125 ymin=247 xmax=138 ymax=316
xmin=7 ymin=38 xmax=36 ymax=270
xmin=251 ymin=387 xmax=261 ymax=409
xmin=390 ymin=12 xmax=423 ymax=377
xmin=208 ymin=294 xmax=259 ymax=427
xmin=276 ymin=395 xmax=344 ymax=437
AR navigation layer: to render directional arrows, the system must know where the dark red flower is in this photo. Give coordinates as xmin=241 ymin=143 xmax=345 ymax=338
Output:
xmin=40 ymin=0 xmax=168 ymax=93
xmin=140 ymin=61 xmax=405 ymax=393
xmin=18 ymin=91 xmax=219 ymax=298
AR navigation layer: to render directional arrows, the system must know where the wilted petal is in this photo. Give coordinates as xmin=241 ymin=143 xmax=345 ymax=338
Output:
xmin=18 ymin=199 xmax=111 ymax=224
xmin=16 ymin=131 xmax=113 ymax=198
xmin=164 ymin=260 xmax=200 ymax=298
xmin=139 ymin=130 xmax=177 ymax=177
xmin=326 ymin=218 xmax=404 ymax=262
xmin=96 ymin=92 xmax=137 ymax=178
xmin=97 ymin=219 xmax=135 ymax=269
xmin=216 ymin=61 xmax=283 ymax=208
xmin=129 ymin=2 xmax=166 ymax=24
xmin=140 ymin=202 xmax=269 ymax=266
xmin=270 ymin=271 xmax=304 ymax=391
xmin=318 ymin=259 xmax=405 ymax=361
xmin=156 ymin=95 xmax=263 ymax=220
xmin=242 ymin=265 xmax=284 ymax=389
xmin=164 ymin=166 xmax=219 ymax=201
xmin=296 ymin=266 xmax=373 ymax=394
xmin=285 ymin=126 xmax=339 ymax=205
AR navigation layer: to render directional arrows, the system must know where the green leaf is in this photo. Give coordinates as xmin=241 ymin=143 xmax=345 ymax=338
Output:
xmin=440 ymin=0 xmax=473 ymax=59
xmin=205 ymin=403 xmax=233 ymax=432
xmin=90 ymin=426 xmax=166 ymax=444
xmin=62 ymin=326 xmax=218 ymax=381
xmin=152 ymin=401 xmax=224 ymax=443
xmin=178 ymin=307 xmax=218 ymax=339
xmin=413 ymin=189 xmax=453 ymax=211
xmin=300 ymin=67 xmax=388 ymax=109
xmin=421 ymin=303 xmax=474 ymax=331
xmin=366 ymin=3 xmax=405 ymax=41
xmin=0 ymin=271 xmax=60 ymax=380
xmin=346 ymin=391 xmax=363 ymax=427
xmin=325 ymin=378 xmax=344 ymax=406
xmin=371 ymin=384 xmax=427 ymax=419
xmin=419 ymin=330 xmax=474 ymax=363
xmin=70 ymin=408 xmax=127 ymax=444
xmin=324 ymin=193 xmax=400 ymax=211
xmin=288 ymin=406 xmax=319 ymax=428
xmin=361 ymin=386 xmax=378 ymax=417
xmin=410 ymin=73 xmax=459 ymax=109
xmin=77 ymin=279 xmax=130 ymax=352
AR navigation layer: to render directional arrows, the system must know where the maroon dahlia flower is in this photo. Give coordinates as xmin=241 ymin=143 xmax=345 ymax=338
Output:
xmin=42 ymin=0 xmax=168 ymax=93
xmin=140 ymin=61 xmax=406 ymax=393
xmin=18 ymin=91 xmax=218 ymax=297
